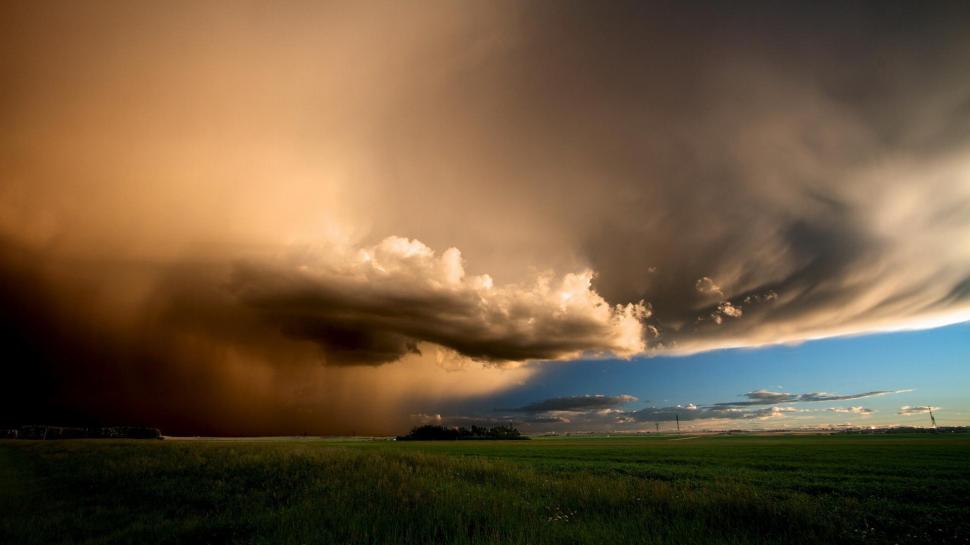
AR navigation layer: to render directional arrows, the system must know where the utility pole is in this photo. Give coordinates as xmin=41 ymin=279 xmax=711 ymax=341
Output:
xmin=655 ymin=422 xmax=659 ymax=434
xmin=676 ymin=414 xmax=680 ymax=433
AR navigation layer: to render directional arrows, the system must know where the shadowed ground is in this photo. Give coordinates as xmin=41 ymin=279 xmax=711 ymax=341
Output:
xmin=1 ymin=434 xmax=968 ymax=544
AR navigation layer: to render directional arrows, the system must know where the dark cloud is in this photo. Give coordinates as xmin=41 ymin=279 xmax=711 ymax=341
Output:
xmin=505 ymin=394 xmax=638 ymax=413
xmin=631 ymin=405 xmax=743 ymax=422
xmin=230 ymin=238 xmax=646 ymax=365
xmin=2 ymin=1 xmax=966 ymax=366
xmin=714 ymin=389 xmax=905 ymax=407
xmin=514 ymin=2 xmax=970 ymax=352
xmin=625 ymin=404 xmax=806 ymax=424
xmin=496 ymin=393 xmax=803 ymax=425
xmin=798 ymin=391 xmax=899 ymax=403
xmin=725 ymin=390 xmax=799 ymax=405
xmin=0 ymin=243 xmax=247 ymax=434
xmin=432 ymin=384 xmax=903 ymax=431
xmin=0 ymin=240 xmax=537 ymax=435
xmin=221 ymin=0 xmax=970 ymax=357
xmin=627 ymin=404 xmax=794 ymax=422
xmin=526 ymin=416 xmax=572 ymax=424
xmin=749 ymin=391 xmax=794 ymax=401
xmin=1 ymin=1 xmax=968 ymax=434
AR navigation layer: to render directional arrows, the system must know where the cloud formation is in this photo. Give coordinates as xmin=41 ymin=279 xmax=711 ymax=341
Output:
xmin=0 ymin=243 xmax=538 ymax=435
xmin=233 ymin=237 xmax=648 ymax=365
xmin=826 ymin=406 xmax=874 ymax=415
xmin=629 ymin=404 xmax=799 ymax=422
xmin=715 ymin=389 xmax=906 ymax=407
xmin=494 ymin=395 xmax=808 ymax=428
xmin=2 ymin=2 xmax=967 ymax=367
xmin=2 ymin=2 xmax=969 ymax=433
xmin=505 ymin=394 xmax=639 ymax=413
xmin=898 ymin=406 xmax=940 ymax=415
xmin=477 ymin=388 xmax=902 ymax=431
xmin=631 ymin=404 xmax=745 ymax=422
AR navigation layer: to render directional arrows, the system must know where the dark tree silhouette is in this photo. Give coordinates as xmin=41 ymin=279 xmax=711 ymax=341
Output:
xmin=397 ymin=425 xmax=526 ymax=441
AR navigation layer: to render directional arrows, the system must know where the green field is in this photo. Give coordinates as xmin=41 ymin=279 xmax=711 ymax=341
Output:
xmin=2 ymin=434 xmax=968 ymax=544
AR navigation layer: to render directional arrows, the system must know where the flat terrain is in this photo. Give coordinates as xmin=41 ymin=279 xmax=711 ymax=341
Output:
xmin=2 ymin=434 xmax=968 ymax=544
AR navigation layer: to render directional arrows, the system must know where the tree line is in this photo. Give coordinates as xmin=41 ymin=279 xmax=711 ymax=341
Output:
xmin=397 ymin=425 xmax=527 ymax=441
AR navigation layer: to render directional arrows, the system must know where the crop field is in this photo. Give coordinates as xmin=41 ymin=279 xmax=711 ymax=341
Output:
xmin=1 ymin=434 xmax=968 ymax=545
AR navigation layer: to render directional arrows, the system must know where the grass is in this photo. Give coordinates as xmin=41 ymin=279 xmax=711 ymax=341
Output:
xmin=1 ymin=434 xmax=968 ymax=544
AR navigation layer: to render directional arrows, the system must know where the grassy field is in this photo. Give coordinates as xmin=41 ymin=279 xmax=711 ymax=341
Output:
xmin=1 ymin=434 xmax=968 ymax=544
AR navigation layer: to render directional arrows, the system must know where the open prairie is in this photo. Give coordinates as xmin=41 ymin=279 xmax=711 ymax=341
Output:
xmin=2 ymin=434 xmax=968 ymax=545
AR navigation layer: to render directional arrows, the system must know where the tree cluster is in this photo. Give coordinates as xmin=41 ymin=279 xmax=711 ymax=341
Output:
xmin=397 ymin=425 xmax=526 ymax=441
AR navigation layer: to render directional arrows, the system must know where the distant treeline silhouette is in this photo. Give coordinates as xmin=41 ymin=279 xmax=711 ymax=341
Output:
xmin=397 ymin=425 xmax=527 ymax=441
xmin=2 ymin=425 xmax=162 ymax=440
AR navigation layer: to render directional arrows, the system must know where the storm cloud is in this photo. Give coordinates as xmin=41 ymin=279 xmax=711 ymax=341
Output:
xmin=2 ymin=1 xmax=969 ymax=433
xmin=231 ymin=237 xmax=647 ymax=365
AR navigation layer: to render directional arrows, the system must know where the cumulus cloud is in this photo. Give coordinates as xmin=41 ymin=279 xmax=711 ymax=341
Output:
xmin=695 ymin=277 xmax=726 ymax=299
xmin=232 ymin=236 xmax=649 ymax=365
xmin=505 ymin=394 xmax=638 ymax=413
xmin=694 ymin=279 xmax=745 ymax=325
xmin=752 ymin=406 xmax=802 ymax=418
xmin=717 ymin=302 xmax=744 ymax=319
xmin=898 ymin=406 xmax=940 ymax=415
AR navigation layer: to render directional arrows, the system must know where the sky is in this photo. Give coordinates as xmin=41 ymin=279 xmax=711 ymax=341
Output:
xmin=1 ymin=1 xmax=968 ymax=435
xmin=427 ymin=322 xmax=970 ymax=432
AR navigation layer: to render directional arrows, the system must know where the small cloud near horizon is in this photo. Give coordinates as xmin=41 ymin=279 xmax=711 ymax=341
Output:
xmin=714 ymin=389 xmax=910 ymax=407
xmin=898 ymin=406 xmax=940 ymax=416
xmin=503 ymin=394 xmax=639 ymax=413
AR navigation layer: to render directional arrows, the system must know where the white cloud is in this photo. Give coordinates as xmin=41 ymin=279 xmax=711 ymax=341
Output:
xmin=695 ymin=277 xmax=725 ymax=299
xmin=898 ymin=405 xmax=940 ymax=415
xmin=718 ymin=302 xmax=743 ymax=318
xmin=233 ymin=236 xmax=651 ymax=364
xmin=753 ymin=406 xmax=801 ymax=418
xmin=826 ymin=406 xmax=874 ymax=415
